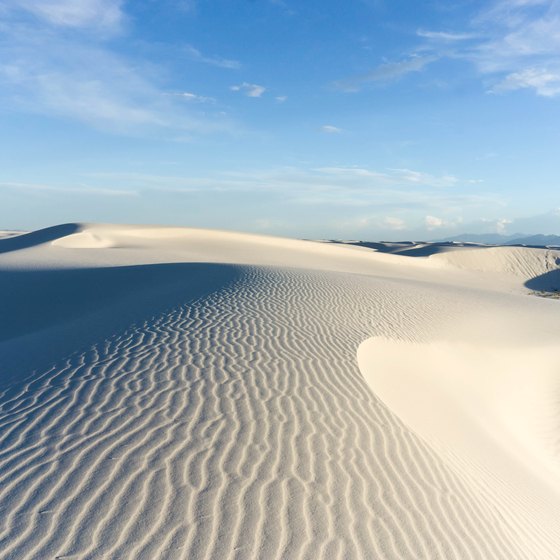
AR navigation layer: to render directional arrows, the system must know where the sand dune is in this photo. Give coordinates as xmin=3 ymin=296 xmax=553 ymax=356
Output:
xmin=1 ymin=223 xmax=559 ymax=559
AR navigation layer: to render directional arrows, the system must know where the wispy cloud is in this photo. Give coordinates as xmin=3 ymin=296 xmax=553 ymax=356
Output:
xmin=315 ymin=167 xmax=387 ymax=179
xmin=171 ymin=91 xmax=216 ymax=103
xmin=383 ymin=216 xmax=407 ymax=230
xmin=71 ymin=166 xmax=504 ymax=237
xmin=346 ymin=1 xmax=560 ymax=98
xmin=0 ymin=3 xmax=234 ymax=134
xmin=321 ymin=125 xmax=342 ymax=134
xmin=0 ymin=181 xmax=136 ymax=197
xmin=335 ymin=55 xmax=438 ymax=91
xmin=418 ymin=214 xmax=464 ymax=232
xmin=0 ymin=41 xmax=159 ymax=128
xmin=317 ymin=166 xmax=460 ymax=188
xmin=417 ymin=30 xmax=477 ymax=41
xmin=491 ymin=67 xmax=560 ymax=95
xmin=3 ymin=0 xmax=124 ymax=31
xmin=0 ymin=34 xmax=180 ymax=130
xmin=388 ymin=169 xmax=459 ymax=188
xmin=184 ymin=45 xmax=240 ymax=69
xmin=470 ymin=2 xmax=560 ymax=65
xmin=87 ymin=165 xmax=488 ymax=210
xmin=230 ymin=82 xmax=266 ymax=97
xmin=424 ymin=0 xmax=560 ymax=97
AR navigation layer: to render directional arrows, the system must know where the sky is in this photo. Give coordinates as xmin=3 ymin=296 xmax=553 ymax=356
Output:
xmin=1 ymin=0 xmax=560 ymax=240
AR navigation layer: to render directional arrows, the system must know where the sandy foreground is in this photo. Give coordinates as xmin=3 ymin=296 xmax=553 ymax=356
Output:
xmin=0 ymin=223 xmax=559 ymax=560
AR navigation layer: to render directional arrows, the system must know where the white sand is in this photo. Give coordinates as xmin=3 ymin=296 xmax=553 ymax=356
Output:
xmin=0 ymin=222 xmax=559 ymax=559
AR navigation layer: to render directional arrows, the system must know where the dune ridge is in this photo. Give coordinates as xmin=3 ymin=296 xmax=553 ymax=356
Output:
xmin=1 ymin=223 xmax=559 ymax=559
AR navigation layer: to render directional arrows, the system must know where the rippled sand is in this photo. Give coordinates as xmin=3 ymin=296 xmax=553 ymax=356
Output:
xmin=0 ymin=223 xmax=559 ymax=559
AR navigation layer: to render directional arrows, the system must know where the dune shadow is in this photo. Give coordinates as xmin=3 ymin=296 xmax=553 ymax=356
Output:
xmin=0 ymin=262 xmax=240 ymax=343
xmin=0 ymin=223 xmax=81 ymax=254
xmin=330 ymin=240 xmax=472 ymax=257
xmin=396 ymin=245 xmax=455 ymax=257
xmin=525 ymin=268 xmax=560 ymax=294
xmin=343 ymin=241 xmax=400 ymax=253
xmin=0 ymin=262 xmax=241 ymax=388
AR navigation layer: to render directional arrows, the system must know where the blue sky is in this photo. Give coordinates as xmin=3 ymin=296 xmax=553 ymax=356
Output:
xmin=1 ymin=0 xmax=559 ymax=239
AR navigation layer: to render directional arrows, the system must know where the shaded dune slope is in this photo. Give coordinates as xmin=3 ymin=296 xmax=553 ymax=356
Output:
xmin=0 ymin=223 xmax=81 ymax=254
xmin=0 ymin=263 xmax=240 ymax=345
xmin=1 ymin=224 xmax=559 ymax=559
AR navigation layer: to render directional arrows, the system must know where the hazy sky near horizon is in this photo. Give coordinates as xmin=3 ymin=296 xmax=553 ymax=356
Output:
xmin=1 ymin=0 xmax=559 ymax=239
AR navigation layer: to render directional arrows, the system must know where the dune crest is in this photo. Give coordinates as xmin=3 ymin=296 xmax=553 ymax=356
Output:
xmin=52 ymin=231 xmax=116 ymax=249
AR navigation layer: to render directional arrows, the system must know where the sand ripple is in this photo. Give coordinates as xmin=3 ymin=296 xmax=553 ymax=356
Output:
xmin=0 ymin=265 xmax=538 ymax=559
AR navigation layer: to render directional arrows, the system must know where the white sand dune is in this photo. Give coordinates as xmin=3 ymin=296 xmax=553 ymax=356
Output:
xmin=1 ymin=223 xmax=559 ymax=559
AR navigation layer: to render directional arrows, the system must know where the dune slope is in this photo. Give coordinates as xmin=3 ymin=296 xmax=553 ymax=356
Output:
xmin=0 ymin=223 xmax=559 ymax=559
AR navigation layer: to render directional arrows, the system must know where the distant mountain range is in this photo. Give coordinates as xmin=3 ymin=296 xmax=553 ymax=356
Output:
xmin=432 ymin=233 xmax=560 ymax=247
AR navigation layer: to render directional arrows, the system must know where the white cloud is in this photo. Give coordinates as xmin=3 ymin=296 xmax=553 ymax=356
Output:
xmin=388 ymin=168 xmax=459 ymax=187
xmin=425 ymin=215 xmax=444 ymax=229
xmin=473 ymin=8 xmax=560 ymax=66
xmin=173 ymin=91 xmax=216 ymax=103
xmin=496 ymin=218 xmax=512 ymax=233
xmin=382 ymin=1 xmax=560 ymax=98
xmin=425 ymin=215 xmax=463 ymax=230
xmin=0 ymin=37 xmax=180 ymax=130
xmin=275 ymin=95 xmax=287 ymax=103
xmin=317 ymin=167 xmax=388 ymax=179
xmin=316 ymin=166 xmax=460 ymax=187
xmin=456 ymin=0 xmax=560 ymax=96
xmin=383 ymin=216 xmax=407 ymax=230
xmin=368 ymin=56 xmax=437 ymax=81
xmin=0 ymin=6 xmax=233 ymax=134
xmin=4 ymin=0 xmax=124 ymax=31
xmin=0 ymin=40 xmax=164 ymax=129
xmin=492 ymin=67 xmax=560 ymax=96
xmin=476 ymin=0 xmax=552 ymax=28
xmin=184 ymin=45 xmax=240 ymax=69
xmin=321 ymin=125 xmax=342 ymax=134
xmin=417 ymin=30 xmax=477 ymax=41
xmin=230 ymin=82 xmax=266 ymax=97
xmin=494 ymin=209 xmax=560 ymax=234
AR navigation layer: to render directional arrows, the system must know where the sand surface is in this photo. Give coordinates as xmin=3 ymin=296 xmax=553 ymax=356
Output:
xmin=1 ymin=223 xmax=559 ymax=559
